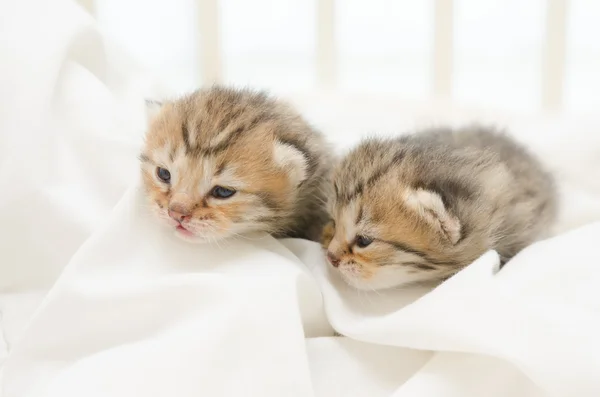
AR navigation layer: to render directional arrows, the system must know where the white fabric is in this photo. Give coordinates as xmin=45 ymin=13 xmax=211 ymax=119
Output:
xmin=1 ymin=0 xmax=600 ymax=396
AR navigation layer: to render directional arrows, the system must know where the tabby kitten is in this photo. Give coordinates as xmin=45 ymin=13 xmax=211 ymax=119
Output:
xmin=323 ymin=125 xmax=557 ymax=290
xmin=140 ymin=86 xmax=330 ymax=243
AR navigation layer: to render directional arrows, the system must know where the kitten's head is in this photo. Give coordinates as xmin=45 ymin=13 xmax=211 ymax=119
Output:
xmin=323 ymin=138 xmax=468 ymax=290
xmin=140 ymin=87 xmax=318 ymax=242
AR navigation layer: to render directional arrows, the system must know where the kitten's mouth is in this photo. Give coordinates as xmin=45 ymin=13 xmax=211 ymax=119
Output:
xmin=175 ymin=224 xmax=194 ymax=237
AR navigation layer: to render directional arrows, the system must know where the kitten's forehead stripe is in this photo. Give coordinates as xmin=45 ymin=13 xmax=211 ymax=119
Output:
xmin=365 ymin=149 xmax=406 ymax=187
xmin=217 ymin=107 xmax=243 ymax=133
xmin=205 ymin=125 xmax=244 ymax=154
xmin=195 ymin=115 xmax=204 ymax=144
xmin=341 ymin=183 xmax=363 ymax=204
xmin=215 ymin=162 xmax=226 ymax=176
xmin=200 ymin=113 xmax=271 ymax=156
xmin=181 ymin=122 xmax=192 ymax=154
xmin=180 ymin=101 xmax=274 ymax=156
xmin=337 ymin=148 xmax=405 ymax=204
xmin=355 ymin=205 xmax=364 ymax=224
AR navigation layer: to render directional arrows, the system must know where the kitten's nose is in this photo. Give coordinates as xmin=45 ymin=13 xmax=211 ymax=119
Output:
xmin=168 ymin=205 xmax=191 ymax=223
xmin=327 ymin=251 xmax=340 ymax=267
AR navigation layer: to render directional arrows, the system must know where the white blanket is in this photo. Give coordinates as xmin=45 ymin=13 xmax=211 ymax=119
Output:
xmin=1 ymin=1 xmax=600 ymax=396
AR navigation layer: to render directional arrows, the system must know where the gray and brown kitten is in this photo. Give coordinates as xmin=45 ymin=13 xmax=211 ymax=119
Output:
xmin=323 ymin=125 xmax=557 ymax=290
xmin=140 ymin=86 xmax=331 ymax=243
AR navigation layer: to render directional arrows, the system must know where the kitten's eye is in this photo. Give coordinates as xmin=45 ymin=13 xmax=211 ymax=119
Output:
xmin=355 ymin=235 xmax=373 ymax=248
xmin=156 ymin=167 xmax=171 ymax=183
xmin=211 ymin=186 xmax=236 ymax=199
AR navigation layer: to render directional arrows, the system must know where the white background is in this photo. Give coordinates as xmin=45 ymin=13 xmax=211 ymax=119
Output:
xmin=93 ymin=0 xmax=600 ymax=114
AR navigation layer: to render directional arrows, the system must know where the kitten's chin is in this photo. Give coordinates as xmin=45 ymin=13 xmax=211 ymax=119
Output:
xmin=172 ymin=225 xmax=219 ymax=243
xmin=338 ymin=264 xmax=433 ymax=291
xmin=174 ymin=228 xmax=205 ymax=243
xmin=340 ymin=274 xmax=410 ymax=291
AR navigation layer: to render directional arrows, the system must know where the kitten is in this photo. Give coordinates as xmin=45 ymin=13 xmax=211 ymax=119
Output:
xmin=323 ymin=125 xmax=557 ymax=290
xmin=139 ymin=86 xmax=330 ymax=243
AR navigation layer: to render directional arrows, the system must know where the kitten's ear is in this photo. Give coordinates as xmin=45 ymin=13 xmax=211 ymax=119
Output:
xmin=403 ymin=189 xmax=461 ymax=245
xmin=145 ymin=99 xmax=164 ymax=125
xmin=273 ymin=141 xmax=308 ymax=186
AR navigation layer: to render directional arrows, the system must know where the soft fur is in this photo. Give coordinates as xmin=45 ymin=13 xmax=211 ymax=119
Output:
xmin=140 ymin=86 xmax=330 ymax=243
xmin=323 ymin=125 xmax=557 ymax=290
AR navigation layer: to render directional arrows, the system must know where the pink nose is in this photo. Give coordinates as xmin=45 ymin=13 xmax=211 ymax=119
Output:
xmin=327 ymin=251 xmax=340 ymax=268
xmin=168 ymin=209 xmax=190 ymax=223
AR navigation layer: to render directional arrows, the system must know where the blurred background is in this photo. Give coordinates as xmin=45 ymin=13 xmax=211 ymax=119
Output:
xmin=82 ymin=0 xmax=598 ymax=115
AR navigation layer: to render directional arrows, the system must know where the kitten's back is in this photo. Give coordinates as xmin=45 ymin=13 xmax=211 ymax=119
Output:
xmin=405 ymin=125 xmax=557 ymax=262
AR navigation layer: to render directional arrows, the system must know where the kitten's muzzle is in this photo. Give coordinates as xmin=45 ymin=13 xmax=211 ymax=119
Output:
xmin=168 ymin=207 xmax=191 ymax=223
xmin=327 ymin=251 xmax=340 ymax=268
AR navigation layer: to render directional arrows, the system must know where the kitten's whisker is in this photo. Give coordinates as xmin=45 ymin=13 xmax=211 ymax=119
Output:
xmin=368 ymin=285 xmax=383 ymax=298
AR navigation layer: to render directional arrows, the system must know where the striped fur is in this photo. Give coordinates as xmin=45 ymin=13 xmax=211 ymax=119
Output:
xmin=140 ymin=86 xmax=331 ymax=243
xmin=324 ymin=125 xmax=557 ymax=290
